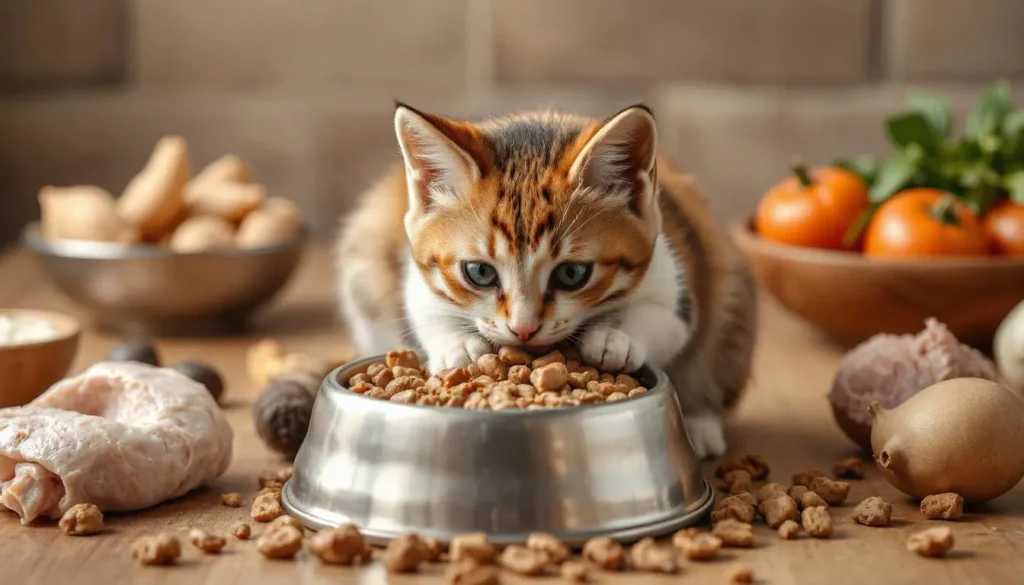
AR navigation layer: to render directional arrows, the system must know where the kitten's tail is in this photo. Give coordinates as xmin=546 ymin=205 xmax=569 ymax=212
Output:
xmin=334 ymin=166 xmax=410 ymax=356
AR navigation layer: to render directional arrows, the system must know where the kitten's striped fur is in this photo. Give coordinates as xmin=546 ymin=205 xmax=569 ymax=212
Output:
xmin=335 ymin=104 xmax=757 ymax=457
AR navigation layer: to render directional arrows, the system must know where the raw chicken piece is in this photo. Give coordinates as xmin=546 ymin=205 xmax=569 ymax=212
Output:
xmin=0 ymin=362 xmax=233 ymax=523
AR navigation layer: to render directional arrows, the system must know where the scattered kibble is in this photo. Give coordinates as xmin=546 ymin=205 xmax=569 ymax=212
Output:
xmin=833 ymin=457 xmax=865 ymax=479
xmin=232 ymin=523 xmax=252 ymax=540
xmin=907 ymin=527 xmax=955 ymax=557
xmin=446 ymin=561 xmax=501 ymax=585
xmin=809 ymin=476 xmax=851 ymax=505
xmin=499 ymin=545 xmax=549 ymax=576
xmin=629 ymin=537 xmax=677 ymax=574
xmin=712 ymin=519 xmax=755 ymax=548
xmin=674 ymin=531 xmax=722 ymax=560
xmin=257 ymin=524 xmax=303 ymax=559
xmin=778 ymin=519 xmax=801 ymax=539
xmin=451 ymin=532 xmax=498 ymax=565
xmin=582 ymin=537 xmax=626 ymax=570
xmin=526 ymin=532 xmax=570 ymax=564
xmin=757 ymin=482 xmax=789 ymax=504
xmin=920 ymin=493 xmax=964 ymax=520
xmin=724 ymin=469 xmax=753 ymax=495
xmin=221 ymin=492 xmax=242 ymax=507
xmin=251 ymin=490 xmax=284 ymax=522
xmin=59 ymin=503 xmax=103 ymax=536
xmin=760 ymin=495 xmax=799 ymax=529
xmin=383 ymin=533 xmax=430 ymax=573
xmin=131 ymin=533 xmax=181 ymax=565
xmin=802 ymin=506 xmax=833 ymax=538
xmin=792 ymin=468 xmax=825 ymax=487
xmin=189 ymin=528 xmax=227 ymax=554
xmin=308 ymin=524 xmax=373 ymax=565
xmin=560 ymin=561 xmax=589 ymax=582
xmin=852 ymin=496 xmax=892 ymax=526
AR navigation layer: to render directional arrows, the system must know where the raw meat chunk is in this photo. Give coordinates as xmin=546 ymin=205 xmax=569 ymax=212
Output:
xmin=0 ymin=362 xmax=233 ymax=523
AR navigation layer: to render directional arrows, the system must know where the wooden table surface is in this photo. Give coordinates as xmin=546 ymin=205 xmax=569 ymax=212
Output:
xmin=1 ymin=243 xmax=1023 ymax=585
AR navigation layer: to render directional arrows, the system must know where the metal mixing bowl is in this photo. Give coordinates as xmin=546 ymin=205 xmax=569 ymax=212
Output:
xmin=23 ymin=224 xmax=306 ymax=336
xmin=282 ymin=355 xmax=714 ymax=547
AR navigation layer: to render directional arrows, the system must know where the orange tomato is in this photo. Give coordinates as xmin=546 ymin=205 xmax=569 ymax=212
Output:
xmin=863 ymin=189 xmax=988 ymax=258
xmin=983 ymin=200 xmax=1024 ymax=255
xmin=755 ymin=165 xmax=869 ymax=250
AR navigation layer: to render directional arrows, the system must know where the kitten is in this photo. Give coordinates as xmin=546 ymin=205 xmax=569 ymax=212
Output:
xmin=334 ymin=103 xmax=757 ymax=458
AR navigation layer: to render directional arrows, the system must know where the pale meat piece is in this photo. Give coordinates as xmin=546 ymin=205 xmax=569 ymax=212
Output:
xmin=0 ymin=362 xmax=233 ymax=523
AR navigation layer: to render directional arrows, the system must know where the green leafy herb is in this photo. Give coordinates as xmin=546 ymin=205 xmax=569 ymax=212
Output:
xmin=1006 ymin=170 xmax=1024 ymax=204
xmin=907 ymin=91 xmax=953 ymax=138
xmin=869 ymin=144 xmax=923 ymax=203
xmin=966 ymin=81 xmax=1011 ymax=140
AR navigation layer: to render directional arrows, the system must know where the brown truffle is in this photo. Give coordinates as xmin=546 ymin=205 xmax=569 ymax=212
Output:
xmin=253 ymin=378 xmax=316 ymax=459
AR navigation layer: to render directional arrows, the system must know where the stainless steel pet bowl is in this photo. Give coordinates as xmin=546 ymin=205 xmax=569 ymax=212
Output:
xmin=282 ymin=355 xmax=714 ymax=547
xmin=23 ymin=224 xmax=305 ymax=336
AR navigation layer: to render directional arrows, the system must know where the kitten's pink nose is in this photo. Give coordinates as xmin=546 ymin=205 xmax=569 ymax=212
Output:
xmin=508 ymin=323 xmax=540 ymax=342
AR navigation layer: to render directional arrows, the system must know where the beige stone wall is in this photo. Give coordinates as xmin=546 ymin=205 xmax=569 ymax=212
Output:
xmin=2 ymin=0 xmax=1023 ymax=244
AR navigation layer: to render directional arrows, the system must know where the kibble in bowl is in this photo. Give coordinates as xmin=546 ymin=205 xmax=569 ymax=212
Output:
xmin=346 ymin=348 xmax=650 ymax=411
xmin=280 ymin=350 xmax=713 ymax=548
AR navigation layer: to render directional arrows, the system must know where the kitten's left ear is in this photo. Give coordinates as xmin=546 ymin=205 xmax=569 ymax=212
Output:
xmin=568 ymin=105 xmax=658 ymax=213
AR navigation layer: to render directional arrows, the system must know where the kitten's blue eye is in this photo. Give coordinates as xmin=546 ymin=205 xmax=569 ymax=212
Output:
xmin=463 ymin=262 xmax=499 ymax=288
xmin=551 ymin=262 xmax=593 ymax=291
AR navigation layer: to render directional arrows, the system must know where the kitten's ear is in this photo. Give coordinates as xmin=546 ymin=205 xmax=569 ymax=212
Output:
xmin=568 ymin=105 xmax=658 ymax=212
xmin=394 ymin=104 xmax=487 ymax=215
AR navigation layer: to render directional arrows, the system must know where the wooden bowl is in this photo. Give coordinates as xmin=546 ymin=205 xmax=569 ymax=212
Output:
xmin=0 ymin=309 xmax=81 ymax=407
xmin=731 ymin=219 xmax=1024 ymax=350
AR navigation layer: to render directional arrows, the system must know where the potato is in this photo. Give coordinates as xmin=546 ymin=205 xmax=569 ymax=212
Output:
xmin=169 ymin=216 xmax=236 ymax=253
xmin=118 ymin=136 xmax=190 ymax=241
xmin=187 ymin=182 xmax=266 ymax=223
xmin=38 ymin=185 xmax=124 ymax=242
xmin=187 ymin=154 xmax=253 ymax=199
xmin=236 ymin=205 xmax=302 ymax=248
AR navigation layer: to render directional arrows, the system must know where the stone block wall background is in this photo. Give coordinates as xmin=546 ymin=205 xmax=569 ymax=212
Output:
xmin=2 ymin=0 xmax=1023 ymax=244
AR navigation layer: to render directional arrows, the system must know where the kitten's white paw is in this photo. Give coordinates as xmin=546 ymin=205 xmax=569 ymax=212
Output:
xmin=684 ymin=413 xmax=727 ymax=460
xmin=578 ymin=325 xmax=648 ymax=372
xmin=429 ymin=336 xmax=492 ymax=373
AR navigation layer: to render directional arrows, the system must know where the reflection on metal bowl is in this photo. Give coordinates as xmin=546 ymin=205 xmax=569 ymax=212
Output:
xmin=282 ymin=354 xmax=713 ymax=547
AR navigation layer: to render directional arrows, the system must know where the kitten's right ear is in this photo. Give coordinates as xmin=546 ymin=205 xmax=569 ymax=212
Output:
xmin=394 ymin=104 xmax=487 ymax=215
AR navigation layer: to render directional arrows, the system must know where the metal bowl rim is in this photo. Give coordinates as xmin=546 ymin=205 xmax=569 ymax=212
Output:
xmin=322 ymin=353 xmax=671 ymax=419
xmin=22 ymin=222 xmax=308 ymax=260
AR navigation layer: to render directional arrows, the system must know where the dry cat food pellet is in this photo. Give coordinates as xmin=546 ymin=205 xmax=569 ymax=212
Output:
xmin=799 ymin=490 xmax=829 ymax=510
xmin=712 ymin=519 xmax=755 ymax=548
xmin=499 ymin=545 xmax=549 ymax=576
xmin=757 ymin=482 xmax=789 ymax=504
xmin=251 ymin=490 xmax=284 ymax=522
xmin=582 ymin=537 xmax=626 ymax=570
xmin=257 ymin=525 xmax=303 ymax=559
xmin=789 ymin=485 xmax=809 ymax=500
xmin=833 ymin=457 xmax=865 ymax=479
xmin=450 ymin=532 xmax=497 ymax=565
xmin=383 ymin=533 xmax=430 ymax=573
xmin=446 ymin=562 xmax=502 ymax=585
xmin=629 ymin=537 xmax=677 ymax=574
xmin=59 ymin=503 xmax=103 ymax=536
xmin=759 ymin=495 xmax=799 ymax=529
xmin=350 ymin=347 xmax=650 ymax=410
xmin=526 ymin=532 xmax=570 ymax=564
xmin=920 ymin=493 xmax=964 ymax=520
xmin=715 ymin=454 xmax=770 ymax=481
xmin=131 ymin=533 xmax=182 ymax=566
xmin=723 ymin=469 xmax=753 ymax=495
xmin=308 ymin=524 xmax=374 ymax=565
xmin=560 ymin=561 xmax=589 ymax=582
xmin=189 ymin=528 xmax=227 ymax=554
xmin=778 ymin=519 xmax=801 ymax=539
xmin=907 ymin=526 xmax=955 ymax=557
xmin=802 ymin=506 xmax=833 ymax=538
xmin=267 ymin=515 xmax=303 ymax=533
xmin=712 ymin=502 xmax=755 ymax=524
xmin=232 ymin=523 xmax=252 ymax=540
xmin=852 ymin=496 xmax=892 ymax=526
xmin=792 ymin=468 xmax=825 ymax=487
xmin=221 ymin=492 xmax=242 ymax=507
xmin=675 ymin=532 xmax=722 ymax=560
xmin=726 ymin=565 xmax=755 ymax=583
xmin=809 ymin=476 xmax=851 ymax=505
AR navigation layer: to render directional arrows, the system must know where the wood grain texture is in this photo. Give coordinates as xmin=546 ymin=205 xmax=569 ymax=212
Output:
xmin=1 ymin=243 xmax=1023 ymax=585
xmin=733 ymin=219 xmax=1024 ymax=350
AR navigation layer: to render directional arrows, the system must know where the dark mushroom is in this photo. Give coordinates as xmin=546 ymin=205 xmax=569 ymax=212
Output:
xmin=253 ymin=379 xmax=316 ymax=459
xmin=171 ymin=361 xmax=225 ymax=404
